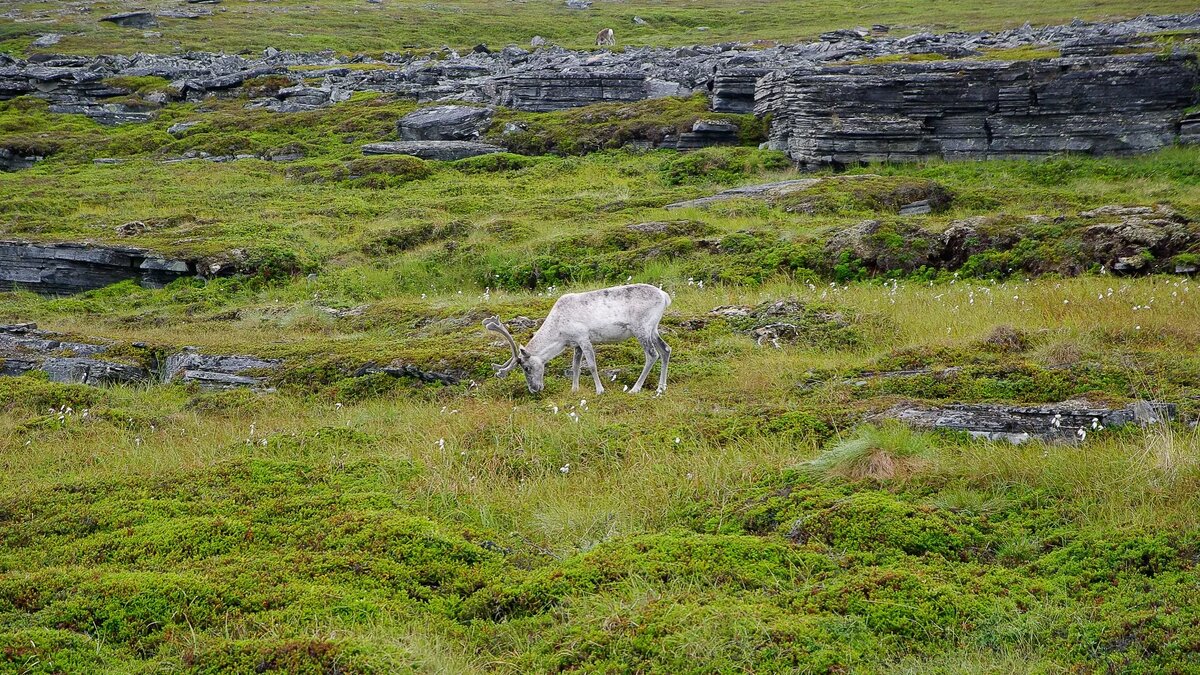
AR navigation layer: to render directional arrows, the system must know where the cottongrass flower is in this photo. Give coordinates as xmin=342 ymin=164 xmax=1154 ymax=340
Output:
xmin=560 ymin=463 xmax=570 ymax=474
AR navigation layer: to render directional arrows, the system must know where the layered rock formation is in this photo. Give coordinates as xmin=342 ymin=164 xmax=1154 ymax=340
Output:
xmin=0 ymin=241 xmax=194 ymax=294
xmin=756 ymin=53 xmax=1200 ymax=166
xmin=2 ymin=13 xmax=1195 ymax=125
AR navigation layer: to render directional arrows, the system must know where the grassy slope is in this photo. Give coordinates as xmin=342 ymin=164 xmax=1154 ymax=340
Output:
xmin=3 ymin=60 xmax=1200 ymax=675
xmin=0 ymin=0 xmax=1197 ymax=55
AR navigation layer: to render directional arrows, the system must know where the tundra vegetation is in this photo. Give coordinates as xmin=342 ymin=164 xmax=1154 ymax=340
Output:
xmin=1 ymin=0 xmax=1198 ymax=54
xmin=4 ymin=8 xmax=1200 ymax=675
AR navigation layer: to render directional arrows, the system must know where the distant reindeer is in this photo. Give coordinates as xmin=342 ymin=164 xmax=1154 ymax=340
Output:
xmin=484 ymin=283 xmax=671 ymax=395
xmin=596 ymin=27 xmax=616 ymax=47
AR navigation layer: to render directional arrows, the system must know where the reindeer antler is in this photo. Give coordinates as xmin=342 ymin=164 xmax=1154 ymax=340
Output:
xmin=483 ymin=315 xmax=520 ymax=377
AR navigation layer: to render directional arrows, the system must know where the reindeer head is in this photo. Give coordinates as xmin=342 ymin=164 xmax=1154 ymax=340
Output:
xmin=483 ymin=316 xmax=545 ymax=393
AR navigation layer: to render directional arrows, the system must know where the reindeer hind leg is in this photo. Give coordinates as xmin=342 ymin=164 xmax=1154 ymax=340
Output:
xmin=630 ymin=335 xmax=658 ymax=393
xmin=654 ymin=331 xmax=671 ymax=393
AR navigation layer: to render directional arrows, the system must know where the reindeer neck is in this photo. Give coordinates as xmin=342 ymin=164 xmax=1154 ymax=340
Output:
xmin=525 ymin=327 xmax=567 ymax=362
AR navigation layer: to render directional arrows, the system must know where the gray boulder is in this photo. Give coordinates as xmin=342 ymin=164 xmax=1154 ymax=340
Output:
xmin=167 ymin=120 xmax=201 ymax=136
xmin=399 ymin=105 xmax=494 ymax=141
xmin=31 ymin=34 xmax=63 ymax=48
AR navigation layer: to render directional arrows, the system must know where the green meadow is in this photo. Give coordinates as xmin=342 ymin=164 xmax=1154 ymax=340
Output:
xmin=3 ymin=10 xmax=1200 ymax=671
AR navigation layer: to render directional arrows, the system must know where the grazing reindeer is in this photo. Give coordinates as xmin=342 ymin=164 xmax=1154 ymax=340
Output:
xmin=596 ymin=27 xmax=616 ymax=47
xmin=484 ymin=283 xmax=671 ymax=395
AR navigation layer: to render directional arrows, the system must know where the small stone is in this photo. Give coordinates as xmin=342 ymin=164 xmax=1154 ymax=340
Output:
xmin=31 ymin=34 xmax=62 ymax=48
xmin=167 ymin=120 xmax=201 ymax=137
xmin=899 ymin=200 xmax=932 ymax=215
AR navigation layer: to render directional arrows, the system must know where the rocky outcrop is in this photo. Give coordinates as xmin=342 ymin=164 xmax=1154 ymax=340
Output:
xmin=488 ymin=71 xmax=649 ymax=111
xmin=352 ymin=361 xmax=465 ymax=386
xmin=5 ymin=13 xmax=1194 ymax=125
xmin=163 ymin=348 xmax=281 ymax=390
xmin=0 ymin=147 xmax=42 ymax=171
xmin=822 ymin=205 xmax=1199 ymax=277
xmin=674 ymin=119 xmax=742 ymax=150
xmin=879 ymin=399 xmax=1176 ymax=443
xmin=0 ymin=323 xmax=145 ymax=385
xmin=399 ymin=105 xmax=494 ymax=140
xmin=756 ymin=53 xmax=1200 ymax=166
xmin=361 ymin=140 xmax=505 ymax=160
xmin=0 ymin=323 xmax=280 ymax=390
xmin=0 ymin=241 xmax=193 ymax=295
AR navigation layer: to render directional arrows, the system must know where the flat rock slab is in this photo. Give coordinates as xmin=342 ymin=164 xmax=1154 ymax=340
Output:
xmin=99 ymin=11 xmax=157 ymax=28
xmin=399 ymin=105 xmax=494 ymax=141
xmin=361 ymin=140 xmax=505 ymax=161
xmin=665 ymin=179 xmax=822 ymax=209
xmin=878 ymin=399 xmax=1177 ymax=444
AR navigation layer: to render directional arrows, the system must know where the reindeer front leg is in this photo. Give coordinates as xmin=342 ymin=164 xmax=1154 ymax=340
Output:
xmin=571 ymin=346 xmax=583 ymax=392
xmin=578 ymin=339 xmax=604 ymax=395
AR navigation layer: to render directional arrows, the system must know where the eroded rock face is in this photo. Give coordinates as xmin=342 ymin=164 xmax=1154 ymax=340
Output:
xmin=0 ymin=241 xmax=194 ymax=294
xmin=757 ymin=53 xmax=1199 ymax=166
xmin=0 ymin=324 xmax=146 ymax=385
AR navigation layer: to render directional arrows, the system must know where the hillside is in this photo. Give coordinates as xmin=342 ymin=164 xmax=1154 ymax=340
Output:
xmin=2 ymin=0 xmax=1199 ymax=54
xmin=3 ymin=4 xmax=1200 ymax=674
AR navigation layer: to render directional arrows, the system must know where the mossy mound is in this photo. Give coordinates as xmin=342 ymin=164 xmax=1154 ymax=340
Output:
xmin=487 ymin=95 xmax=765 ymax=156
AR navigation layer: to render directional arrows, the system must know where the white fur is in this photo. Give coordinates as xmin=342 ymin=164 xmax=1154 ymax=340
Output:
xmin=485 ymin=283 xmax=671 ymax=395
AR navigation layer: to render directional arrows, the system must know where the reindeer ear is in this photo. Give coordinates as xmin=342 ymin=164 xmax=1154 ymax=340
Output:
xmin=518 ymin=346 xmax=530 ymax=360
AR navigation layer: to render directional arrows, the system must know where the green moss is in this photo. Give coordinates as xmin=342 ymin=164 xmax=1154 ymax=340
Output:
xmin=488 ymin=95 xmax=765 ymax=156
xmin=660 ymin=146 xmax=790 ymax=186
xmin=776 ymin=175 xmax=953 ymax=215
xmin=101 ymin=75 xmax=175 ymax=95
